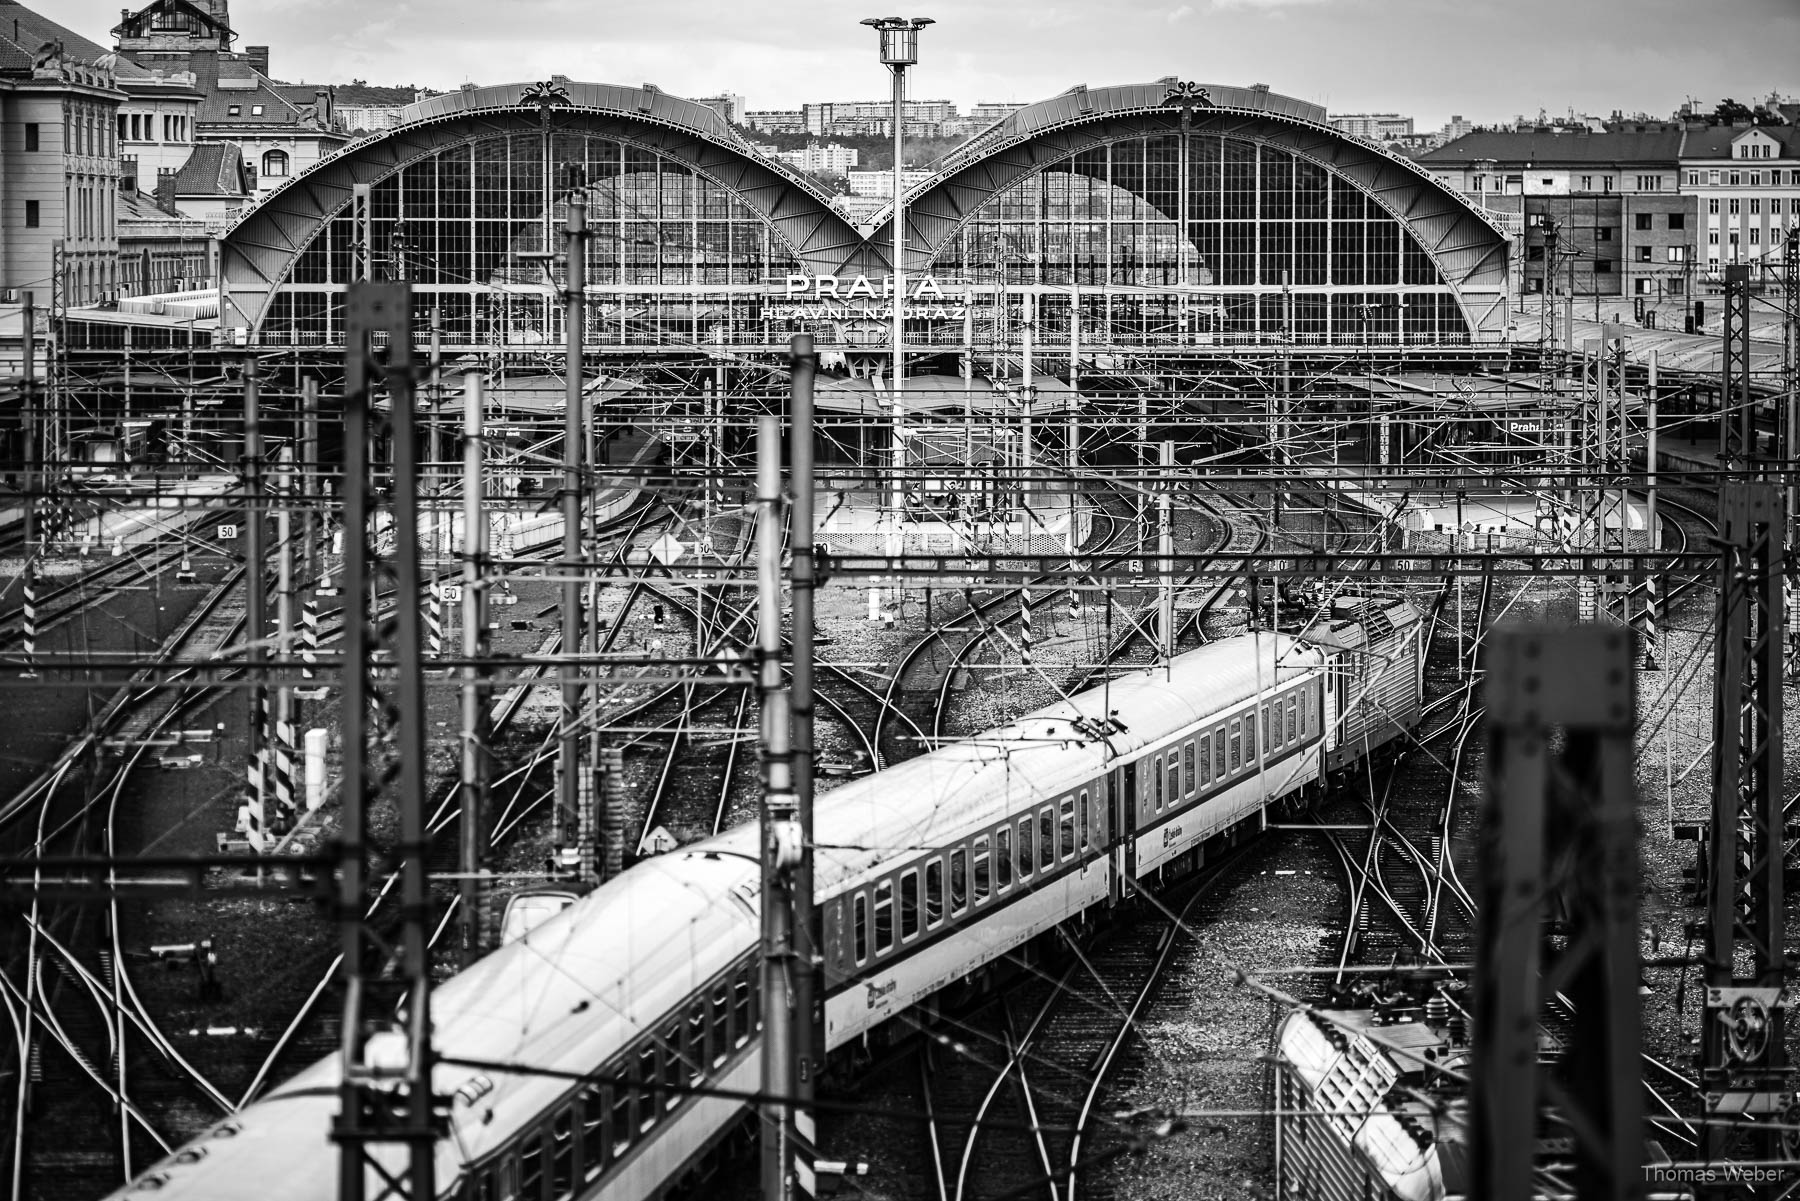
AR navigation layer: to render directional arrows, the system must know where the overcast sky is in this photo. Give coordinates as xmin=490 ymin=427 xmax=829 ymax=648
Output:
xmin=54 ymin=0 xmax=1799 ymax=130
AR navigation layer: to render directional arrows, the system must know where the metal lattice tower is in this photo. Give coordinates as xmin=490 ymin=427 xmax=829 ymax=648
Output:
xmin=1473 ymin=626 xmax=1644 ymax=1201
xmin=1702 ymin=484 xmax=1789 ymax=1181
xmin=332 ymin=281 xmax=444 ymax=1200
xmin=1721 ymin=264 xmax=1754 ymax=465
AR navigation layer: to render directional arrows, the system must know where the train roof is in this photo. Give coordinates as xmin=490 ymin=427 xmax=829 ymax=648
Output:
xmin=708 ymin=630 xmax=1327 ymax=895
xmin=1276 ymin=1007 xmax=1465 ymax=1201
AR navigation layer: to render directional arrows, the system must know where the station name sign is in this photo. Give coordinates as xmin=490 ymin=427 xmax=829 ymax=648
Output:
xmin=774 ymin=274 xmax=967 ymax=320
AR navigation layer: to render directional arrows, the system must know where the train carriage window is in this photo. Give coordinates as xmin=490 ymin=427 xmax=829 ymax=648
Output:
xmin=686 ymin=1004 xmax=707 ymax=1083
xmin=1059 ymin=798 xmax=1075 ymax=861
xmin=1153 ymin=755 xmax=1164 ymax=810
xmin=1017 ymin=818 xmax=1033 ymax=878
xmin=1039 ymin=809 xmax=1055 ymax=869
xmin=610 ymin=1064 xmax=633 ymax=1155
xmin=925 ymin=858 xmax=944 ymax=925
xmin=733 ymin=970 xmax=755 ymax=1044
xmin=474 ymin=1167 xmax=497 ymax=1201
xmin=660 ymin=1023 xmax=682 ymax=1110
xmin=1229 ymin=721 xmax=1241 ymax=772
xmin=900 ymin=870 xmax=919 ymax=939
xmin=973 ymin=836 xmax=991 ymax=902
xmin=580 ymin=1085 xmax=606 ymax=1180
xmin=874 ymin=880 xmax=895 ymax=953
xmin=1183 ymin=743 xmax=1196 ymax=793
xmin=1261 ymin=704 xmax=1271 ymax=753
xmin=519 ymin=1133 xmax=543 ymax=1201
xmin=1167 ymin=759 xmax=1180 ymax=809
xmin=551 ymin=1108 xmax=574 ymax=1197
xmin=1199 ymin=734 xmax=1212 ymax=785
xmin=710 ymin=985 xmax=729 ymax=1066
xmin=1215 ymin=728 xmax=1227 ymax=777
xmin=1287 ymin=696 xmax=1298 ymax=742
xmin=996 ymin=827 xmax=1013 ymax=890
xmin=637 ymin=1045 xmax=660 ymax=1130
xmin=949 ymin=849 xmax=968 ymax=913
xmin=853 ymin=893 xmax=869 ymax=963
xmin=1079 ymin=790 xmax=1091 ymax=850
xmin=1246 ymin=713 xmax=1257 ymax=764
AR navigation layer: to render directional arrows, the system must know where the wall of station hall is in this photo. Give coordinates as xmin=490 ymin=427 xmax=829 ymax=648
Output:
xmin=252 ymin=128 xmax=1475 ymax=349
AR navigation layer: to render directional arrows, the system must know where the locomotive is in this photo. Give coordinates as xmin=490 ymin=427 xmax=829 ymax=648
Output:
xmin=107 ymin=594 xmax=1423 ymax=1201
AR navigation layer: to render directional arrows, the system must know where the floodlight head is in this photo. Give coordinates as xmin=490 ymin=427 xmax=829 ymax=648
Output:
xmin=862 ymin=16 xmax=933 ymax=66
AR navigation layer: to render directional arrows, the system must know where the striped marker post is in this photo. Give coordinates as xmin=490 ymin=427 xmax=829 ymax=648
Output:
xmin=793 ymin=1108 xmax=819 ymax=1199
xmin=1019 ymin=588 xmax=1033 ymax=666
xmin=1643 ymin=573 xmax=1661 ymax=670
xmin=269 ymin=694 xmax=296 ymax=827
xmin=19 ymin=565 xmax=38 ymax=679
xmin=300 ymin=600 xmax=320 ymax=680
xmin=237 ymin=775 xmax=266 ymax=854
xmin=426 ymin=585 xmax=445 ymax=661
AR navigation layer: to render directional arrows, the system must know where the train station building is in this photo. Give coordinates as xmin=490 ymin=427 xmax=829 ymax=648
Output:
xmin=207 ymin=77 xmax=1511 ymax=352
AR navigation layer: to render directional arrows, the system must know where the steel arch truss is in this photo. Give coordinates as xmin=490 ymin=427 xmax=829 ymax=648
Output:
xmin=220 ymin=82 xmax=864 ymax=334
xmin=865 ymin=104 xmax=1511 ymax=330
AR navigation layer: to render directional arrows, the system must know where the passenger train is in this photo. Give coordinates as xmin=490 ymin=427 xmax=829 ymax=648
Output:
xmin=106 ymin=595 xmax=1423 ymax=1201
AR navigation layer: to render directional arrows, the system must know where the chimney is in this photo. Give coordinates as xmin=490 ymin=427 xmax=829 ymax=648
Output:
xmin=120 ymin=161 xmax=137 ymax=192
xmin=246 ymin=45 xmax=268 ymax=76
xmin=155 ymin=172 xmax=176 ymax=213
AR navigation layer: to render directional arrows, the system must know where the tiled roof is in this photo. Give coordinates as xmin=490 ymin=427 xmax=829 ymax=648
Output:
xmin=1679 ymin=123 xmax=1800 ymax=159
xmin=0 ymin=0 xmax=149 ymax=78
xmin=275 ymin=81 xmax=418 ymax=108
xmin=184 ymin=51 xmax=302 ymax=123
xmin=171 ymin=140 xmax=249 ymax=196
xmin=1418 ymin=128 xmax=1686 ymax=166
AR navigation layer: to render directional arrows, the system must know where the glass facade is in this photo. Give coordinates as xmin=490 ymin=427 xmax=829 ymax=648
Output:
xmin=929 ymin=134 xmax=1468 ymax=341
xmin=261 ymin=130 xmax=802 ymax=346
xmin=254 ymin=128 xmax=1469 ymax=347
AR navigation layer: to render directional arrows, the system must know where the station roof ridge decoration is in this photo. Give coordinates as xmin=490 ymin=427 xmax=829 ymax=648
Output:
xmin=217 ymin=74 xmax=1512 ymax=336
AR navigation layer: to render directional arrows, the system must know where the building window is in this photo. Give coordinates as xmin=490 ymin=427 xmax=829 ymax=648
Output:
xmin=1729 ymin=171 xmax=1741 ymax=186
xmin=1686 ymin=171 xmax=1701 ymax=186
xmin=1750 ymin=171 xmax=1763 ymax=186
xmin=1729 ymin=198 xmax=1741 ymax=216
xmin=1709 ymin=231 xmax=1720 ymax=245
xmin=1595 ymin=260 xmax=1613 ymax=273
xmin=262 ymin=149 xmax=289 ymax=177
xmin=24 ymin=123 xmax=38 ymax=151
xmin=1597 ymin=227 xmax=1614 ymax=241
xmin=24 ymin=200 xmax=39 ymax=227
xmin=1602 ymin=176 xmax=1613 ymax=192
xmin=1709 ymin=170 xmax=1720 ymax=185
xmin=1709 ymin=198 xmax=1720 ymax=215
xmin=228 ymin=105 xmax=241 ymax=117
xmin=1634 ymin=213 xmax=1652 ymax=231
xmin=1636 ymin=175 xmax=1661 ymax=191
xmin=1668 ymin=246 xmax=1685 ymax=262
xmin=1669 ymin=212 xmax=1686 ymax=230
xmin=1750 ymin=227 xmax=1760 ymax=245
xmin=1749 ymin=198 xmax=1761 ymax=215
xmin=251 ymin=105 xmax=264 ymax=116
xmin=1636 ymin=246 xmax=1652 ymax=262
xmin=1580 ymin=175 xmax=1592 ymax=190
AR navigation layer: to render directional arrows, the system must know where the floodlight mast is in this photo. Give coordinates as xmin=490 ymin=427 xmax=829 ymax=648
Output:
xmin=862 ymin=16 xmax=933 ymax=530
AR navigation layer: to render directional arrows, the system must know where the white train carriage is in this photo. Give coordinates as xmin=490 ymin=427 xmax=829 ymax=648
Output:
xmin=106 ymin=600 xmax=1426 ymax=1201
xmin=1273 ymin=1006 xmax=1466 ymax=1201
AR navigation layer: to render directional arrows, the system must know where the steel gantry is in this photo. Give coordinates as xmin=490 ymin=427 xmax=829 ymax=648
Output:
xmin=333 ymin=280 xmax=445 ymax=1201
xmin=1473 ymin=626 xmax=1644 ymax=1201
xmin=1700 ymin=483 xmax=1790 ymax=1186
